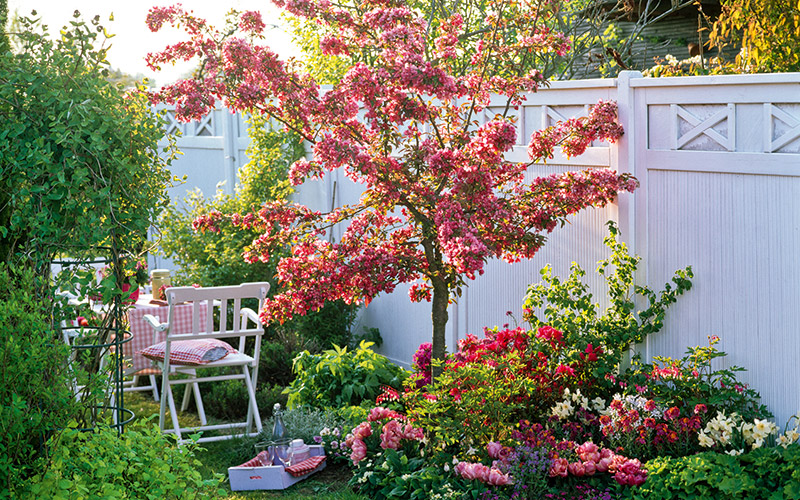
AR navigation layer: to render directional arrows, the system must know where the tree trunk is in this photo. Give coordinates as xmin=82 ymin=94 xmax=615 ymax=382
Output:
xmin=430 ymin=275 xmax=449 ymax=379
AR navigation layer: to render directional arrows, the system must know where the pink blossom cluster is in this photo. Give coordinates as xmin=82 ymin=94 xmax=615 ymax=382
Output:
xmin=549 ymin=441 xmax=646 ymax=486
xmin=455 ymin=461 xmax=513 ymax=486
xmin=379 ymin=419 xmax=424 ymax=450
xmin=528 ymin=100 xmax=625 ymax=162
xmin=344 ymin=410 xmax=424 ymax=464
xmin=344 ymin=421 xmax=372 ymax=465
xmin=411 ymin=342 xmax=432 ymax=387
xmin=368 ymin=406 xmax=403 ymax=422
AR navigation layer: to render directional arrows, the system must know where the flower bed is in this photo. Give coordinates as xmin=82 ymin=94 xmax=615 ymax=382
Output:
xmin=311 ymin=226 xmax=799 ymax=499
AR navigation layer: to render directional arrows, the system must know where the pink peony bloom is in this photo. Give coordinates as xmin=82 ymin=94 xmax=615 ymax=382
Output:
xmin=568 ymin=461 xmax=586 ymax=476
xmin=549 ymin=458 xmax=569 ymax=477
xmin=487 ymin=441 xmax=504 ymax=459
xmin=350 ymin=438 xmax=367 ymax=464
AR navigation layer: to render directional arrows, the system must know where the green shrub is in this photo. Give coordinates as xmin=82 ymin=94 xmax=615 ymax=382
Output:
xmin=0 ymin=264 xmax=80 ymax=497
xmin=21 ymin=422 xmax=224 ymax=500
xmin=522 ymin=221 xmax=693 ymax=397
xmin=285 ymin=341 xmax=408 ymax=409
xmin=626 ymin=335 xmax=772 ymax=423
xmin=625 ymin=445 xmax=800 ymax=500
xmin=202 ymin=380 xmax=288 ymax=422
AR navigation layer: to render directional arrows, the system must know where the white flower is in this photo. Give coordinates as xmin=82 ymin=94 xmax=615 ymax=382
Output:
xmin=452 ymin=456 xmax=460 ymax=465
xmin=320 ymin=427 xmax=330 ymax=436
xmin=401 ymin=474 xmax=412 ymax=481
xmin=551 ymin=401 xmax=574 ymax=420
xmin=333 ymin=427 xmax=340 ymax=437
xmin=751 ymin=438 xmax=764 ymax=450
xmin=698 ymin=432 xmax=714 ymax=448
xmin=443 ymin=464 xmax=450 ymax=472
xmin=592 ymin=397 xmax=606 ymax=412
xmin=726 ymin=449 xmax=743 ymax=456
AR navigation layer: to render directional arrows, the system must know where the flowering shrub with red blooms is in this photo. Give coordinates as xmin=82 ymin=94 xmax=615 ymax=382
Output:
xmin=624 ymin=335 xmax=773 ymax=423
xmin=410 ymin=342 xmax=432 ymax=389
xmin=146 ymin=0 xmax=637 ymax=369
xmin=598 ymin=394 xmax=704 ymax=461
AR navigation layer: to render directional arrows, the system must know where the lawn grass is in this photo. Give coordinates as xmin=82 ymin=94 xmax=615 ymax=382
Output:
xmin=125 ymin=392 xmax=367 ymax=499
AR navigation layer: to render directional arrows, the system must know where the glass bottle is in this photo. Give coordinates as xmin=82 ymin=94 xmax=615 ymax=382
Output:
xmin=272 ymin=403 xmax=287 ymax=442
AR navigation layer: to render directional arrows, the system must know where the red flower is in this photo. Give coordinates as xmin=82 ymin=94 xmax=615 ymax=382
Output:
xmin=555 ymin=364 xmax=575 ymax=377
xmin=664 ymin=406 xmax=680 ymax=420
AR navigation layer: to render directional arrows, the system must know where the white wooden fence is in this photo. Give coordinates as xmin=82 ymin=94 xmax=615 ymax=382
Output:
xmin=157 ymin=71 xmax=800 ymax=427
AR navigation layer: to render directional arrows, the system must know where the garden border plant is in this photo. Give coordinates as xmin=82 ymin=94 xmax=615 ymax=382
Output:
xmin=0 ymin=9 xmax=176 ymax=496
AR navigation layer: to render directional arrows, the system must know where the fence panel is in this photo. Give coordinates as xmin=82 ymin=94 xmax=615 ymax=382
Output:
xmin=630 ymin=73 xmax=800 ymax=428
xmin=153 ymin=72 xmax=800 ymax=427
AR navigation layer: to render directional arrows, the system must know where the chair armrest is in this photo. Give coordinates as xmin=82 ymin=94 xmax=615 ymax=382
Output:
xmin=239 ymin=307 xmax=261 ymax=325
xmin=142 ymin=314 xmax=168 ymax=332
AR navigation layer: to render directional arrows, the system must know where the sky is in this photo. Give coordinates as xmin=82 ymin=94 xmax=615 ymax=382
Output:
xmin=7 ymin=0 xmax=300 ymax=86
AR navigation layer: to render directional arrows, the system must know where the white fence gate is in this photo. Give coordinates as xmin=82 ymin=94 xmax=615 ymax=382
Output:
xmin=158 ymin=71 xmax=800 ymax=427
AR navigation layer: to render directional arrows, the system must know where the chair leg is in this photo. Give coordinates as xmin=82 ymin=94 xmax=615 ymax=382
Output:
xmin=149 ymin=375 xmax=160 ymax=402
xmin=166 ymin=382 xmax=183 ymax=443
xmin=158 ymin=367 xmax=170 ymax=435
xmin=181 ymin=382 xmax=192 ymax=412
xmin=242 ymin=365 xmax=262 ymax=435
xmin=192 ymin=382 xmax=207 ymax=426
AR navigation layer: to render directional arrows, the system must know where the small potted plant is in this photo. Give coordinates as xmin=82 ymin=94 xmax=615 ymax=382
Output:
xmin=92 ymin=257 xmax=148 ymax=305
xmin=124 ymin=259 xmax=148 ymax=304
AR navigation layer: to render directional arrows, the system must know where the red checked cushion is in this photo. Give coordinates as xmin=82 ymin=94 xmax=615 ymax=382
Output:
xmin=140 ymin=338 xmax=237 ymax=366
xmin=285 ymin=455 xmax=326 ymax=477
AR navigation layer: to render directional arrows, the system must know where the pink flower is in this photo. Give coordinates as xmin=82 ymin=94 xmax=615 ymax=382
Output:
xmin=596 ymin=457 xmax=612 ymax=473
xmin=487 ymin=467 xmax=513 ymax=486
xmin=350 ymin=438 xmax=367 ymax=464
xmin=568 ymin=461 xmax=586 ymax=476
xmin=487 ymin=441 xmax=504 ymax=459
xmin=694 ymin=403 xmax=708 ymax=414
xmin=549 ymin=458 xmax=569 ymax=477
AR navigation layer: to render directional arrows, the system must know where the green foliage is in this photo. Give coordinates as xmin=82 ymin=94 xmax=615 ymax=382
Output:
xmin=0 ymin=12 xmax=175 ymax=273
xmin=627 ymin=336 xmax=772 ymax=422
xmin=0 ymin=0 xmax=8 ymax=54
xmin=289 ymin=299 xmax=360 ymax=350
xmin=709 ymin=0 xmax=800 ymax=73
xmin=202 ymin=380 xmax=288 ymax=422
xmin=625 ymin=445 xmax=800 ymax=500
xmin=285 ymin=341 xmax=408 ymax=409
xmin=522 ymin=221 xmax=693 ymax=392
xmin=20 ymin=422 xmax=225 ymax=500
xmin=406 ymin=351 xmax=540 ymax=449
xmin=0 ymin=264 xmax=80 ymax=497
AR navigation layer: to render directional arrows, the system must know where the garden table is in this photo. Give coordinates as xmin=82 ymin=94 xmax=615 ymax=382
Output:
xmin=126 ymin=296 xmax=206 ymax=372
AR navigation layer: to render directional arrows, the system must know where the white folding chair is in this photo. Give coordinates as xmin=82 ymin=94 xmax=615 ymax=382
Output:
xmin=141 ymin=282 xmax=269 ymax=444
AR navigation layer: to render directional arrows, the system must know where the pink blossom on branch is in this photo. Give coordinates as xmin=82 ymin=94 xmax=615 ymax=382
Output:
xmin=147 ymin=0 xmax=638 ymax=368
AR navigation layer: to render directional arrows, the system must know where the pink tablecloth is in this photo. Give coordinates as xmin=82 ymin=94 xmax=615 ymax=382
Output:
xmin=126 ymin=302 xmax=207 ymax=372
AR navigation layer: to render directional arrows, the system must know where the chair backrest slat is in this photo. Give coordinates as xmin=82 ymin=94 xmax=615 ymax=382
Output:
xmin=166 ymin=283 xmax=269 ymax=339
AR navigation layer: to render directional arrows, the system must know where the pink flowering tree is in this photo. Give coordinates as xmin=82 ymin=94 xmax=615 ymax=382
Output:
xmin=146 ymin=0 xmax=637 ymax=373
